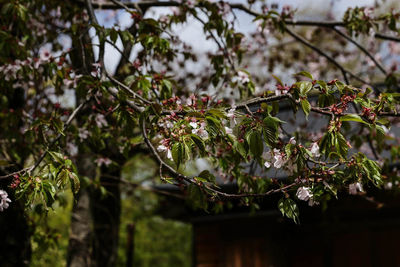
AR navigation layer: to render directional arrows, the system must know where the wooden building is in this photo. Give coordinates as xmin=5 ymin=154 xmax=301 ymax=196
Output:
xmin=157 ymin=185 xmax=400 ymax=267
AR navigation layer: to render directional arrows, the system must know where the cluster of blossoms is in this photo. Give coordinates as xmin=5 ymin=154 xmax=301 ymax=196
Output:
xmin=157 ymin=138 xmax=172 ymax=160
xmin=95 ymin=157 xmax=112 ymax=167
xmin=190 ymin=121 xmax=209 ymax=139
xmin=263 ymin=138 xmax=321 ymax=171
xmin=90 ymin=63 xmax=102 ymax=78
xmin=0 ymin=190 xmax=11 ymax=212
xmin=310 ymin=142 xmax=320 ymax=158
xmin=158 ymin=115 xmax=175 ymax=129
xmin=0 ymin=59 xmax=31 ymax=81
xmin=275 ymin=84 xmax=290 ymax=96
xmin=94 ymin=113 xmax=108 ymax=128
xmin=296 ymin=186 xmax=318 ymax=206
xmin=78 ymin=128 xmax=90 ymax=141
xmin=263 ymin=148 xmax=286 ymax=169
xmin=0 ymin=48 xmax=54 ymax=81
xmin=348 ymin=182 xmax=363 ymax=195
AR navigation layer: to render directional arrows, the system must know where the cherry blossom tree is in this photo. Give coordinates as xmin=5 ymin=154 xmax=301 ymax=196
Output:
xmin=1 ymin=0 xmax=400 ymax=265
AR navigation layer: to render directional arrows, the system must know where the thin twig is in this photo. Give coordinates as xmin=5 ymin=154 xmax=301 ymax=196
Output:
xmin=105 ymin=39 xmax=131 ymax=64
xmin=0 ymin=167 xmax=32 ymax=180
xmin=105 ymin=72 xmax=152 ymax=105
xmin=191 ymin=10 xmax=236 ymax=70
xmin=332 ymin=27 xmax=387 ymax=75
xmin=284 ymin=26 xmax=379 ymax=92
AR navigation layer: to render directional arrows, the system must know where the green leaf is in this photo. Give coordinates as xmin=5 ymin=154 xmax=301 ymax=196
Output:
xmin=294 ymin=71 xmax=313 ymax=80
xmin=110 ymin=29 xmax=118 ymax=43
xmin=247 ymin=130 xmax=263 ymax=158
xmin=206 ymin=108 xmax=226 ymax=118
xmin=300 ymin=99 xmax=311 ymax=118
xmin=336 ymin=132 xmax=349 ymax=158
xmin=68 ymin=171 xmax=80 ymax=194
xmin=262 ymin=116 xmax=282 ymax=147
xmin=49 ymin=151 xmax=65 ymax=164
xmin=190 ymin=134 xmax=206 ymax=154
xmin=234 ymin=140 xmax=248 ymax=159
xmin=57 ymin=169 xmax=68 ymax=188
xmin=205 ymin=116 xmax=222 ymax=136
xmin=298 ymin=81 xmax=313 ymax=96
xmin=317 ymin=80 xmax=327 ymax=90
xmin=278 ymin=198 xmax=299 ymax=224
xmin=272 ymin=74 xmax=283 ymax=86
xmin=198 ymin=170 xmax=216 ymax=183
xmin=340 ymin=114 xmax=369 ymax=125
xmin=376 ymin=117 xmax=389 ymax=125
xmin=172 ymin=142 xmax=183 ymax=168
xmin=187 ymin=184 xmax=208 ymax=211
xmin=52 ymin=118 xmax=64 ymax=135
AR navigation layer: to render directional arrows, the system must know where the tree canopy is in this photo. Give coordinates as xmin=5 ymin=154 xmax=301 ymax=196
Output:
xmin=1 ymin=0 xmax=400 ymax=265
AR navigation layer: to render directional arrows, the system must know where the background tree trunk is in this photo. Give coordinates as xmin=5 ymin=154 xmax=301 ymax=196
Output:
xmin=67 ymin=156 xmax=95 ymax=267
xmin=0 ymin=183 xmax=31 ymax=267
xmin=91 ymin=168 xmax=121 ymax=267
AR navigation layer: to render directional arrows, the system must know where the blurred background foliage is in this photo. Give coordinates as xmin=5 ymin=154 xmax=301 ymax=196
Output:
xmin=30 ymin=154 xmax=192 ymax=266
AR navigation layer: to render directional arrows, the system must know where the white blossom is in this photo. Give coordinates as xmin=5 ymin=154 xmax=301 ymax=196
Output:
xmin=310 ymin=142 xmax=320 ymax=158
xmin=95 ymin=157 xmax=112 ymax=167
xmin=192 ymin=122 xmax=208 ymax=139
xmin=264 ymin=161 xmax=271 ymax=168
xmin=263 ymin=150 xmax=272 ymax=168
xmin=186 ymin=0 xmax=195 ymax=8
xmin=273 ymin=148 xmax=286 ymax=169
xmin=227 ymin=107 xmax=237 ymax=127
xmin=275 ymin=88 xmax=288 ymax=96
xmin=39 ymin=47 xmax=52 ymax=62
xmin=159 ymin=15 xmax=170 ymax=24
xmin=381 ymin=125 xmax=390 ymax=134
xmin=160 ymin=120 xmax=174 ymax=129
xmin=384 ymin=182 xmax=393 ymax=190
xmin=157 ymin=144 xmax=173 ymax=160
xmin=0 ymin=189 xmax=11 ymax=212
xmin=289 ymin=137 xmax=296 ymax=145
xmin=308 ymin=198 xmax=319 ymax=207
xmin=349 ymin=182 xmax=363 ymax=195
xmin=78 ymin=128 xmax=90 ymax=140
xmin=66 ymin=142 xmax=78 ymax=157
xmin=225 ymin=126 xmax=233 ymax=135
xmin=95 ymin=114 xmax=108 ymax=128
xmin=296 ymin=186 xmax=312 ymax=201
xmin=189 ymin=122 xmax=198 ymax=129
xmin=233 ymin=70 xmax=250 ymax=84
xmin=91 ymin=63 xmax=101 ymax=77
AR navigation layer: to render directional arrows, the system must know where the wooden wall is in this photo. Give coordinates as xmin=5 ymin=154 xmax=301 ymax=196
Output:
xmin=192 ymin=208 xmax=400 ymax=267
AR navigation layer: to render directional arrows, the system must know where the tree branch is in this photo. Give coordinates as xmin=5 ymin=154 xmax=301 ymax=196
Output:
xmin=141 ymin=116 xmax=303 ymax=199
